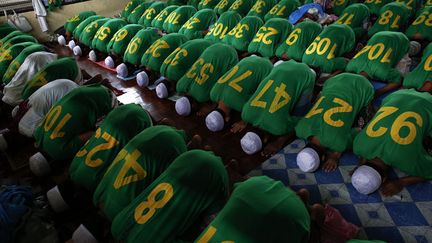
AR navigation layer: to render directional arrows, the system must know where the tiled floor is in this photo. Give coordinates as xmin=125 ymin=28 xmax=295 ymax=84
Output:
xmin=248 ymin=139 xmax=432 ymax=243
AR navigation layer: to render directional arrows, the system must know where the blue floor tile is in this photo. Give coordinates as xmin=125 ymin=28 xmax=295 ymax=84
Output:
xmin=314 ymin=168 xmax=344 ymax=184
xmin=262 ymin=169 xmax=289 ymax=186
xmin=406 ymin=182 xmax=432 ymax=202
xmin=346 ymin=183 xmax=383 ymax=204
xmin=385 ymin=202 xmax=429 ymax=226
xmin=364 ymin=227 xmax=405 ymax=242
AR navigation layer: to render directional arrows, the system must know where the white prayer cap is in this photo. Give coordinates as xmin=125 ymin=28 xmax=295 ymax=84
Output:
xmin=274 ymin=60 xmax=284 ymax=67
xmin=156 ymin=83 xmax=169 ymax=99
xmin=104 ymin=56 xmax=115 ymax=68
xmin=352 ymin=165 xmax=382 ymax=195
xmin=47 ymin=185 xmax=69 ymax=213
xmin=88 ymin=50 xmax=97 ymax=62
xmin=297 ymin=147 xmax=320 ymax=172
xmin=29 ymin=152 xmax=51 ymax=176
xmin=409 ymin=41 xmax=421 ymax=56
xmin=58 ymin=35 xmax=66 ymax=46
xmin=72 ymin=224 xmax=98 ymax=243
xmin=136 ymin=71 xmax=149 ymax=87
xmin=206 ymin=110 xmax=224 ymax=132
xmin=73 ymin=46 xmax=82 ymax=56
xmin=175 ymin=97 xmax=191 ymax=116
xmin=0 ymin=134 xmax=8 ymax=151
xmin=116 ymin=63 xmax=128 ymax=78
xmin=68 ymin=40 xmax=76 ymax=50
xmin=240 ymin=132 xmax=262 ymax=155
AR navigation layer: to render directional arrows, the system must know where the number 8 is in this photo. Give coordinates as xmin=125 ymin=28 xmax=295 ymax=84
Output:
xmin=134 ymin=182 xmax=174 ymax=224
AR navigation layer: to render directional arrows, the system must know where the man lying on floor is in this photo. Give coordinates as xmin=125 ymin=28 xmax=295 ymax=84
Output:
xmin=29 ymin=84 xmax=117 ymax=176
xmin=351 ymin=89 xmax=432 ymax=197
xmin=295 ymin=73 xmax=374 ymax=172
xmin=403 ymin=42 xmax=432 ymax=92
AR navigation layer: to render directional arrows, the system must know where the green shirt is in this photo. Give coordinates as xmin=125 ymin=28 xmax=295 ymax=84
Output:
xmin=160 ymin=39 xmax=213 ymax=82
xmin=91 ymin=19 xmax=127 ymax=53
xmin=248 ymin=18 xmax=292 ymax=57
xmin=223 ymin=16 xmax=263 ymax=52
xmin=70 ymin=104 xmax=153 ymax=191
xmin=121 ymin=0 xmax=141 ymax=19
xmin=205 ymin=11 xmax=242 ymax=43
xmin=332 ymin=0 xmax=358 ymax=16
xmin=395 ymin=0 xmax=422 ymax=13
xmin=302 ymin=24 xmax=355 ymax=73
xmin=22 ymin=57 xmax=80 ymax=100
xmin=106 ymin=24 xmax=143 ymax=55
xmin=333 ymin=3 xmax=370 ymax=39
xmin=406 ymin=6 xmax=432 ymax=41
xmin=127 ymin=2 xmax=153 ymax=24
xmin=111 ymin=150 xmax=228 ymax=243
xmin=139 ymin=2 xmax=168 ymax=27
xmin=189 ymin=0 xmax=201 ymax=8
xmin=346 ymin=31 xmax=409 ymax=83
xmin=0 ymin=42 xmax=35 ymax=84
xmin=0 ymin=34 xmax=37 ymax=54
xmin=195 ymin=176 xmax=310 ymax=243
xmin=64 ymin=11 xmax=96 ymax=34
xmin=403 ymin=43 xmax=432 ymax=89
xmin=123 ymin=28 xmax=161 ymax=66
xmin=0 ymin=23 xmax=16 ymax=39
xmin=354 ymin=89 xmax=432 ymax=179
xmin=0 ymin=30 xmax=24 ymax=48
xmin=210 ymin=56 xmax=273 ymax=112
xmin=178 ymin=9 xmax=217 ymax=39
xmin=264 ymin=0 xmax=300 ymax=22
xmin=364 ymin=0 xmax=392 ymax=16
xmin=2 ymin=44 xmax=45 ymax=85
xmin=276 ymin=21 xmax=322 ymax=61
xmin=368 ymin=2 xmax=412 ymax=37
xmin=247 ymin=0 xmax=277 ymax=20
xmin=227 ymin=0 xmax=257 ymax=16
xmin=214 ymin=0 xmax=236 ymax=15
xmin=34 ymin=84 xmax=113 ymax=161
xmin=93 ymin=125 xmax=187 ymax=221
xmin=79 ymin=18 xmax=109 ymax=47
xmin=296 ymin=73 xmax=374 ymax=152
xmin=198 ymin=0 xmax=220 ymax=10
xmin=151 ymin=6 xmax=179 ymax=30
xmin=242 ymin=60 xmax=315 ymax=135
xmin=162 ymin=5 xmax=197 ymax=33
xmin=141 ymin=33 xmax=189 ymax=72
xmin=176 ymin=43 xmax=239 ymax=103
xmin=73 ymin=15 xmax=104 ymax=41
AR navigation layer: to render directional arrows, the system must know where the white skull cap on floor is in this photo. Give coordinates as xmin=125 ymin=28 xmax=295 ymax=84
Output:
xmin=240 ymin=132 xmax=262 ymax=155
xmin=136 ymin=71 xmax=149 ymax=87
xmin=156 ymin=83 xmax=168 ymax=99
xmin=58 ymin=35 xmax=66 ymax=46
xmin=297 ymin=147 xmax=320 ymax=172
xmin=47 ymin=185 xmax=69 ymax=213
xmin=206 ymin=110 xmax=224 ymax=132
xmin=104 ymin=56 xmax=115 ymax=68
xmin=29 ymin=152 xmax=51 ymax=176
xmin=88 ymin=50 xmax=97 ymax=62
xmin=73 ymin=46 xmax=82 ymax=56
xmin=72 ymin=224 xmax=98 ymax=243
xmin=175 ymin=97 xmax=191 ymax=116
xmin=352 ymin=165 xmax=382 ymax=195
xmin=68 ymin=40 xmax=76 ymax=50
xmin=116 ymin=63 xmax=128 ymax=78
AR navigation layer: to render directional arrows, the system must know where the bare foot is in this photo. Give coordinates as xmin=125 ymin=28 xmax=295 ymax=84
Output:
xmin=230 ymin=120 xmax=247 ymax=133
xmin=296 ymin=188 xmax=310 ymax=205
xmin=310 ymin=203 xmax=325 ymax=226
xmin=322 ymin=157 xmax=339 ymax=172
xmin=381 ymin=179 xmax=403 ymax=197
xmin=187 ymin=134 xmax=202 ymax=150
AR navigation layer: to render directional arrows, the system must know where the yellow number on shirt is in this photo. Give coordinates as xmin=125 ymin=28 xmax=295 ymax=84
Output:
xmin=31 ymin=71 xmax=49 ymax=89
xmin=165 ymin=12 xmax=181 ymax=25
xmin=3 ymin=60 xmax=20 ymax=79
xmin=250 ymin=0 xmax=265 ymax=13
xmin=163 ymin=48 xmax=188 ymax=66
xmin=114 ymin=29 xmax=128 ymax=42
xmin=208 ymin=23 xmax=229 ymax=39
xmin=197 ymin=226 xmax=235 ymax=243
xmin=113 ymin=149 xmax=146 ymax=189
xmin=285 ymin=28 xmax=301 ymax=46
xmin=250 ymin=80 xmax=292 ymax=114
xmin=365 ymin=0 xmax=382 ymax=4
xmin=68 ymin=15 xmax=80 ymax=23
xmin=217 ymin=65 xmax=252 ymax=93
xmin=42 ymin=105 xmax=72 ymax=140
xmin=427 ymin=0 xmax=432 ymax=6
xmin=424 ymin=54 xmax=432 ymax=71
xmin=124 ymin=1 xmax=133 ymax=12
xmin=186 ymin=58 xmax=215 ymax=85
xmin=335 ymin=12 xmax=354 ymax=25
xmin=378 ymin=10 xmax=400 ymax=28
xmin=305 ymin=37 xmax=337 ymax=59
xmin=305 ymin=96 xmax=353 ymax=127
xmin=396 ymin=0 xmax=413 ymax=10
xmin=97 ymin=27 xmax=111 ymax=41
xmin=335 ymin=0 xmax=345 ymax=6
xmin=412 ymin=11 xmax=432 ymax=27
xmin=85 ymin=22 xmax=98 ymax=33
xmin=155 ymin=10 xmax=168 ymax=22
xmin=353 ymin=43 xmax=393 ymax=63
xmin=145 ymin=39 xmax=170 ymax=58
xmin=0 ymin=49 xmax=13 ymax=62
xmin=230 ymin=0 xmax=243 ymax=10
xmin=228 ymin=23 xmax=249 ymax=39
xmin=269 ymin=4 xmax=286 ymax=16
xmin=134 ymin=182 xmax=174 ymax=224
xmin=252 ymin=27 xmax=278 ymax=45
xmin=125 ymin=37 xmax=141 ymax=55
xmin=143 ymin=8 xmax=156 ymax=20
xmin=76 ymin=128 xmax=119 ymax=168
xmin=215 ymin=0 xmax=228 ymax=9
xmin=131 ymin=4 xmax=142 ymax=14
xmin=183 ymin=17 xmax=200 ymax=30
xmin=366 ymin=106 xmax=423 ymax=145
